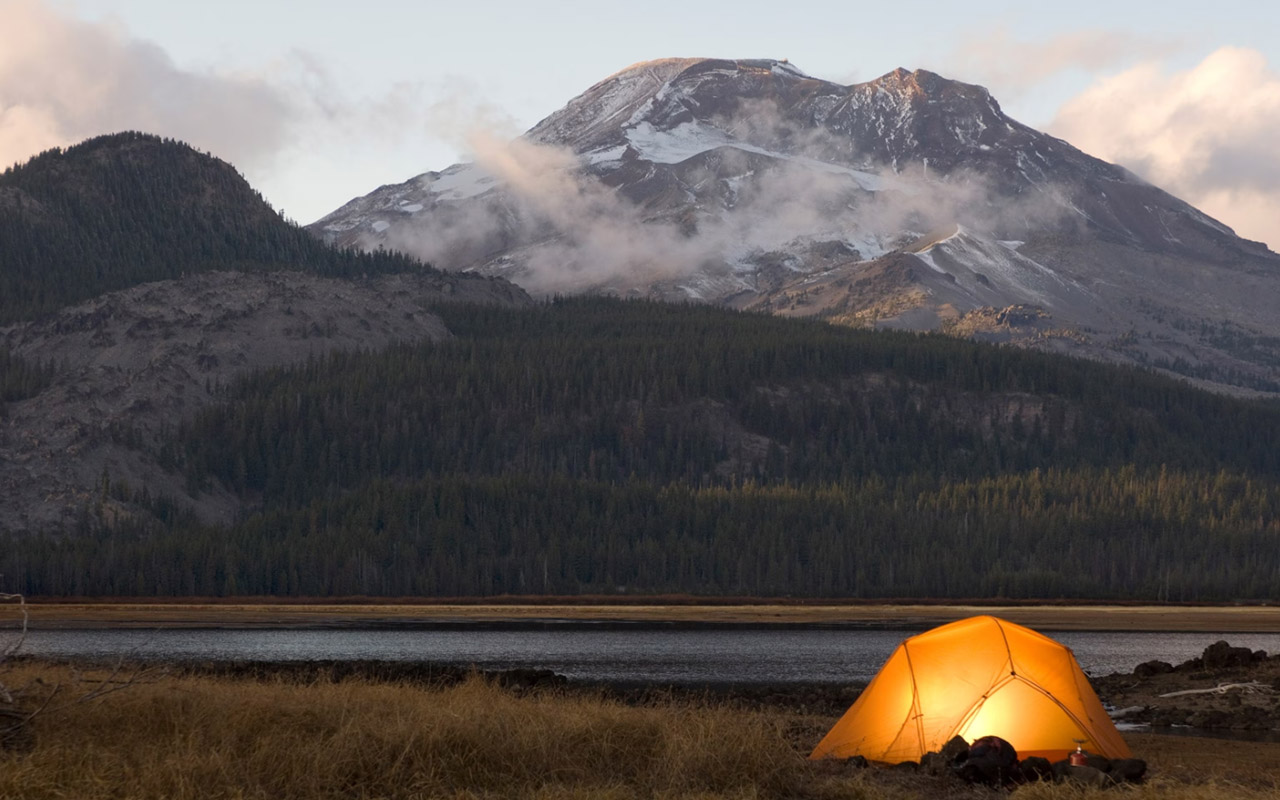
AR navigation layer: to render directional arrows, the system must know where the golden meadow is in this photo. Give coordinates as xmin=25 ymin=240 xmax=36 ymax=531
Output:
xmin=1 ymin=661 xmax=1277 ymax=800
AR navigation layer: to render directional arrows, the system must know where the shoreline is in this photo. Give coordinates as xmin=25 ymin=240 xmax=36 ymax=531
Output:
xmin=8 ymin=601 xmax=1280 ymax=631
xmin=12 ymin=652 xmax=1280 ymax=744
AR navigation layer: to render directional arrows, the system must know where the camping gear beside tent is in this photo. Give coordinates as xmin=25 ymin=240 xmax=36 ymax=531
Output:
xmin=810 ymin=615 xmax=1131 ymax=763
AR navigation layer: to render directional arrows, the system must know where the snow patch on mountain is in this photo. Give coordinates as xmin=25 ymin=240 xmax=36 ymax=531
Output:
xmin=429 ymin=164 xmax=498 ymax=201
xmin=624 ymin=119 xmax=884 ymax=191
xmin=915 ymin=227 xmax=1093 ymax=309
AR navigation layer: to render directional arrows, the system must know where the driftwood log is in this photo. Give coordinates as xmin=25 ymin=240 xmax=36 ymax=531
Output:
xmin=1159 ymin=681 xmax=1275 ymax=699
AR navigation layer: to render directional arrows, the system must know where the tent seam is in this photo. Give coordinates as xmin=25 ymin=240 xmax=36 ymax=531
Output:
xmin=949 ymin=672 xmax=1016 ymax=741
xmin=901 ymin=640 xmax=926 ymax=758
xmin=1012 ymin=674 xmax=1098 ymax=748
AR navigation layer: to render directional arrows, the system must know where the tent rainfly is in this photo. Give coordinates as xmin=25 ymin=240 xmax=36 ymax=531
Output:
xmin=810 ymin=615 xmax=1132 ymax=763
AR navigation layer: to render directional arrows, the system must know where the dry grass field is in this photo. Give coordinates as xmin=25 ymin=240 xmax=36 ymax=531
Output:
xmin=1 ymin=661 xmax=1278 ymax=800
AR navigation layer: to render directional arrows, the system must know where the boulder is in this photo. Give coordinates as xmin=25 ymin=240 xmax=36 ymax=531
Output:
xmin=939 ymin=735 xmax=970 ymax=762
xmin=920 ymin=751 xmax=949 ymax=776
xmin=1134 ymin=659 xmax=1174 ymax=678
xmin=1061 ymin=764 xmax=1112 ymax=788
xmin=1018 ymin=756 xmax=1053 ymax=782
xmin=1202 ymin=641 xmax=1257 ymax=670
xmin=922 ymin=734 xmax=973 ymax=776
xmin=1082 ymin=753 xmax=1112 ymax=772
xmin=955 ymin=735 xmax=1018 ymax=787
xmin=1110 ymin=758 xmax=1148 ymax=784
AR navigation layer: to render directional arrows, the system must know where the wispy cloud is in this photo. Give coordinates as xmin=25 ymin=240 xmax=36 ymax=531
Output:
xmin=1049 ymin=47 xmax=1280 ymax=250
xmin=0 ymin=0 xmax=297 ymax=171
xmin=944 ymin=27 xmax=1183 ymax=96
xmin=0 ymin=0 xmax=436 ymax=187
xmin=380 ymin=97 xmax=1073 ymax=295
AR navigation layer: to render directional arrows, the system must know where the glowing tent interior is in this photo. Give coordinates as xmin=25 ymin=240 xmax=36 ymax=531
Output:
xmin=809 ymin=615 xmax=1132 ymax=763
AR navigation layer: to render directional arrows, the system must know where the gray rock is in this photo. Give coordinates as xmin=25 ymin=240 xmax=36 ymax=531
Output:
xmin=1082 ymin=753 xmax=1112 ymax=772
xmin=1110 ymin=758 xmax=1148 ymax=783
xmin=1202 ymin=640 xmax=1257 ymax=670
xmin=1134 ymin=659 xmax=1174 ymax=677
xmin=939 ymin=734 xmax=970 ymax=762
xmin=1018 ymin=756 xmax=1053 ymax=782
xmin=1063 ymin=765 xmax=1112 ymax=788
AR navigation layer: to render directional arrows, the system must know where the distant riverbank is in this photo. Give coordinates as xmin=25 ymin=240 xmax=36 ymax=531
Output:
xmin=6 ymin=600 xmax=1280 ymax=632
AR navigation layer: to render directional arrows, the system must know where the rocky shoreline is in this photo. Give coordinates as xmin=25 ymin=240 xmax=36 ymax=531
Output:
xmin=1092 ymin=641 xmax=1280 ymax=733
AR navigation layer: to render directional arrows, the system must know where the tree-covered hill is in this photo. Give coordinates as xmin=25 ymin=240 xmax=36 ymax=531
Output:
xmin=178 ymin=299 xmax=1280 ymax=500
xmin=5 ymin=299 xmax=1277 ymax=600
xmin=0 ymin=132 xmax=428 ymax=324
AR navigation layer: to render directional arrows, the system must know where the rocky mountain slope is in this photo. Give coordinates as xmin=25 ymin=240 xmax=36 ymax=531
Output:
xmin=0 ymin=135 xmax=530 ymax=533
xmin=311 ymin=59 xmax=1280 ymax=393
xmin=0 ymin=271 xmax=528 ymax=533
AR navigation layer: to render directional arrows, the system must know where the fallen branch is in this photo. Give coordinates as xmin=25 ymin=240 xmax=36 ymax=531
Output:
xmin=1159 ymin=681 xmax=1274 ymax=698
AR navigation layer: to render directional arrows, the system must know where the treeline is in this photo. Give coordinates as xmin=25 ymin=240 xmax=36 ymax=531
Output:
xmin=4 ymin=468 xmax=1276 ymax=599
xmin=9 ymin=298 xmax=1280 ymax=599
xmin=0 ymin=132 xmax=430 ymax=323
xmin=177 ymin=299 xmax=1280 ymax=509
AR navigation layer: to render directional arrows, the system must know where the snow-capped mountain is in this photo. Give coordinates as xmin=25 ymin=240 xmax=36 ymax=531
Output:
xmin=310 ymin=58 xmax=1280 ymax=393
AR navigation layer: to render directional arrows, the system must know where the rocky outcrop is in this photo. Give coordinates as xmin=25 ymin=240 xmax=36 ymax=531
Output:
xmin=1093 ymin=641 xmax=1280 ymax=733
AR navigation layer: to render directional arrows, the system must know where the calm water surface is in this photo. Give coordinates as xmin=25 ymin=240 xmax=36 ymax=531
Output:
xmin=19 ymin=628 xmax=1280 ymax=684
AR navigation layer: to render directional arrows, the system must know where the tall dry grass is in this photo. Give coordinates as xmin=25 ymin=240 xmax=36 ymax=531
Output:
xmin=0 ymin=663 xmax=1276 ymax=800
xmin=0 ymin=664 xmax=803 ymax=800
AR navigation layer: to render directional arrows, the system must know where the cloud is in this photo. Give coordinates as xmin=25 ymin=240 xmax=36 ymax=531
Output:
xmin=0 ymin=0 xmax=297 ymax=171
xmin=1049 ymin=47 xmax=1280 ymax=249
xmin=379 ymin=98 xmax=1073 ymax=295
xmin=945 ymin=27 xmax=1182 ymax=95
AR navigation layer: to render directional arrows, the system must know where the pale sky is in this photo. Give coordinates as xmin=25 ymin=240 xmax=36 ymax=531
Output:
xmin=3 ymin=0 xmax=1278 ymax=248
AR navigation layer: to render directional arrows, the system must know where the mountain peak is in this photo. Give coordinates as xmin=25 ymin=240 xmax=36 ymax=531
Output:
xmin=311 ymin=54 xmax=1280 ymax=394
xmin=528 ymin=57 xmax=816 ymax=149
xmin=600 ymin=57 xmax=704 ymax=86
xmin=863 ymin=67 xmax=994 ymax=104
xmin=605 ymin=57 xmax=810 ymax=83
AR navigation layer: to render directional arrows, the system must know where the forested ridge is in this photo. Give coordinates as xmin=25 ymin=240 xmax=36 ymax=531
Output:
xmin=5 ymin=299 xmax=1278 ymax=600
xmin=176 ymin=299 xmax=1280 ymax=499
xmin=0 ymin=132 xmax=430 ymax=324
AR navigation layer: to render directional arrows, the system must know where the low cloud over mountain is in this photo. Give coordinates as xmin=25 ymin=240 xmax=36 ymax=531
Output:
xmin=312 ymin=57 xmax=1280 ymax=394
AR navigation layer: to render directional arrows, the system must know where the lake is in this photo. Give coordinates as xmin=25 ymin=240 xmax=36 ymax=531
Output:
xmin=14 ymin=627 xmax=1280 ymax=684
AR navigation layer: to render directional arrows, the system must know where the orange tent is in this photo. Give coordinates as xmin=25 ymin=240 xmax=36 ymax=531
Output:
xmin=810 ymin=615 xmax=1131 ymax=763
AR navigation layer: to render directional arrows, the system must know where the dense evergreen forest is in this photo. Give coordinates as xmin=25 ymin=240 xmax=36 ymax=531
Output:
xmin=4 ymin=299 xmax=1278 ymax=600
xmin=177 ymin=299 xmax=1280 ymax=499
xmin=7 ymin=469 xmax=1275 ymax=599
xmin=0 ymin=347 xmax=52 ymax=414
xmin=0 ymin=132 xmax=429 ymax=323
